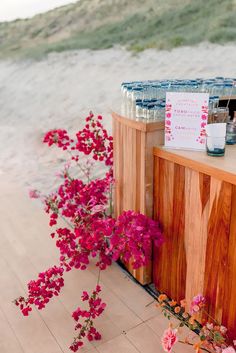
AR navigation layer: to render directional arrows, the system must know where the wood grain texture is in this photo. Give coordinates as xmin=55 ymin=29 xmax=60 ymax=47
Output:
xmin=153 ymin=149 xmax=236 ymax=339
xmin=223 ymin=185 xmax=236 ymax=338
xmin=184 ymin=169 xmax=210 ymax=305
xmin=153 ymin=158 xmax=186 ymax=301
xmin=171 ymin=164 xmax=186 ymax=299
xmin=204 ymin=179 xmax=232 ymax=322
xmin=154 ymin=158 xmax=174 ymax=294
xmin=153 ymin=146 xmax=236 ymax=185
xmin=112 ymin=112 xmax=164 ymax=284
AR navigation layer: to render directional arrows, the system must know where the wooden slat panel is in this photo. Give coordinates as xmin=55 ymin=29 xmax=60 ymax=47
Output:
xmin=171 ymin=163 xmax=186 ymax=299
xmin=184 ymin=170 xmax=210 ymax=305
xmin=139 ymin=131 xmax=147 ymax=214
xmin=154 ymin=158 xmax=174 ymax=294
xmin=113 ymin=118 xmax=123 ymax=216
xmin=135 ymin=130 xmax=142 ymax=212
xmin=114 ymin=118 xmax=150 ymax=284
xmin=204 ymin=179 xmax=232 ymax=323
xmin=153 ymin=159 xmax=186 ymax=301
xmin=113 ymin=113 xmax=164 ymax=285
xmin=122 ymin=124 xmax=137 ymax=211
xmin=223 ymin=185 xmax=236 ymax=338
xmin=145 ymin=131 xmax=163 ymax=218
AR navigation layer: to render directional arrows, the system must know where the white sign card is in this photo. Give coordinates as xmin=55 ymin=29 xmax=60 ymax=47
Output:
xmin=165 ymin=92 xmax=209 ymax=150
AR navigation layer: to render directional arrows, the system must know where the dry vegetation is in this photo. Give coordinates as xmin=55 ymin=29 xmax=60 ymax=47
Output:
xmin=0 ymin=0 xmax=235 ymax=59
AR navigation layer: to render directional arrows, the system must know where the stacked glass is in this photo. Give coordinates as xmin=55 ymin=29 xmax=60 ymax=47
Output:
xmin=121 ymin=77 xmax=236 ymax=122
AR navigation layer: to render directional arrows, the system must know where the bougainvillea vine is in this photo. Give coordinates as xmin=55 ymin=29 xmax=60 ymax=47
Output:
xmin=14 ymin=112 xmax=163 ymax=351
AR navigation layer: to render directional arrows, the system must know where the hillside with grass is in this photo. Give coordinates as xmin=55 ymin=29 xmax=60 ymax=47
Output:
xmin=0 ymin=0 xmax=235 ymax=59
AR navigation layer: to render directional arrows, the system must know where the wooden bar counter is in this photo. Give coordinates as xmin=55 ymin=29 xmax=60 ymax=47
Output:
xmin=153 ymin=145 xmax=236 ymax=338
xmin=112 ymin=112 xmax=164 ymax=284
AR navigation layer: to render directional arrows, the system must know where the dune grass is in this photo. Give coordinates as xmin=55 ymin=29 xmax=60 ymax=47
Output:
xmin=0 ymin=0 xmax=235 ymax=59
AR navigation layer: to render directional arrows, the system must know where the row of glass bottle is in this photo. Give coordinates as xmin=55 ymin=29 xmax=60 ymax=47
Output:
xmin=122 ymin=77 xmax=236 ymax=100
xmin=135 ymin=98 xmax=166 ymax=121
xmin=130 ymin=96 xmax=220 ymax=122
xmin=121 ymin=77 xmax=236 ymax=121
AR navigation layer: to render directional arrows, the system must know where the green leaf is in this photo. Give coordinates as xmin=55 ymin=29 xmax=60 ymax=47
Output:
xmin=214 ymin=331 xmax=224 ymax=342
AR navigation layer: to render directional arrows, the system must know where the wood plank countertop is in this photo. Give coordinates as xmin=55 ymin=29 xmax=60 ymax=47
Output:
xmin=153 ymin=145 xmax=236 ymax=185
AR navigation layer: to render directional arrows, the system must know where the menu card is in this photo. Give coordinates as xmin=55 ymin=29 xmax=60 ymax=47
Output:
xmin=165 ymin=92 xmax=209 ymax=150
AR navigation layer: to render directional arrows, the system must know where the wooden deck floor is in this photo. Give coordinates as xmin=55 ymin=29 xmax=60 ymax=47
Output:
xmin=0 ymin=179 xmax=193 ymax=353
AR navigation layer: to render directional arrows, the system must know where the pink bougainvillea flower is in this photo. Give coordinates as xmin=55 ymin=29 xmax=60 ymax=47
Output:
xmin=161 ymin=328 xmax=178 ymax=353
xmin=29 ymin=189 xmax=40 ymax=199
xmin=43 ymin=129 xmax=71 ymax=150
xmin=70 ymin=286 xmax=106 ymax=351
xmin=90 ymin=204 xmax=106 ymax=214
xmin=220 ymin=326 xmax=228 ymax=335
xmin=16 ymin=113 xmax=163 ymax=352
xmin=222 ymin=347 xmax=236 ymax=353
xmin=206 ymin=322 xmax=214 ymax=330
xmin=190 ymin=294 xmax=206 ymax=314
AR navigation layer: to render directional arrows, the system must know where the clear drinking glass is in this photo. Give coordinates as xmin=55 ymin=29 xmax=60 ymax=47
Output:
xmin=226 ymin=122 xmax=236 ymax=145
xmin=147 ymin=103 xmax=155 ymax=121
xmin=126 ymin=88 xmax=133 ymax=118
xmin=206 ymin=135 xmax=226 ymax=157
xmin=142 ymin=103 xmax=148 ymax=120
xmin=223 ymin=83 xmax=233 ymax=96
xmin=155 ymin=105 xmax=163 ymax=121
xmin=136 ymin=102 xmax=144 ymax=121
xmin=208 ymin=107 xmax=229 ymax=124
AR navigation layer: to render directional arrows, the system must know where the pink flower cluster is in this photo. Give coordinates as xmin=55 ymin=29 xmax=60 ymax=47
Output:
xmin=54 ymin=176 xmax=110 ymax=223
xmin=43 ymin=113 xmax=113 ymax=167
xmin=189 ymin=293 xmax=206 ymax=314
xmin=15 ymin=266 xmax=64 ymax=315
xmin=44 ymin=129 xmax=72 ymax=150
xmin=110 ymin=210 xmax=163 ymax=269
xmin=222 ymin=347 xmax=236 ymax=353
xmin=29 ymin=189 xmax=40 ymax=199
xmin=15 ymin=113 xmax=163 ymax=352
xmin=53 ymin=227 xmax=90 ymax=271
xmin=52 ymin=211 xmax=163 ymax=273
xmin=161 ymin=328 xmax=178 ymax=353
xmin=70 ymin=285 xmax=105 ymax=351
xmin=160 ymin=292 xmax=236 ymax=353
xmin=75 ymin=112 xmax=113 ymax=166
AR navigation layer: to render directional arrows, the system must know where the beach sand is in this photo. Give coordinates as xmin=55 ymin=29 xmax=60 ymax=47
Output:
xmin=0 ymin=43 xmax=236 ymax=191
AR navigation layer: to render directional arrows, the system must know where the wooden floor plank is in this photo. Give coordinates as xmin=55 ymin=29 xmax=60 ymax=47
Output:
xmin=0 ymin=257 xmax=65 ymax=353
xmin=0 ymin=306 xmax=25 ymax=353
xmin=0 ymin=180 xmax=193 ymax=352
